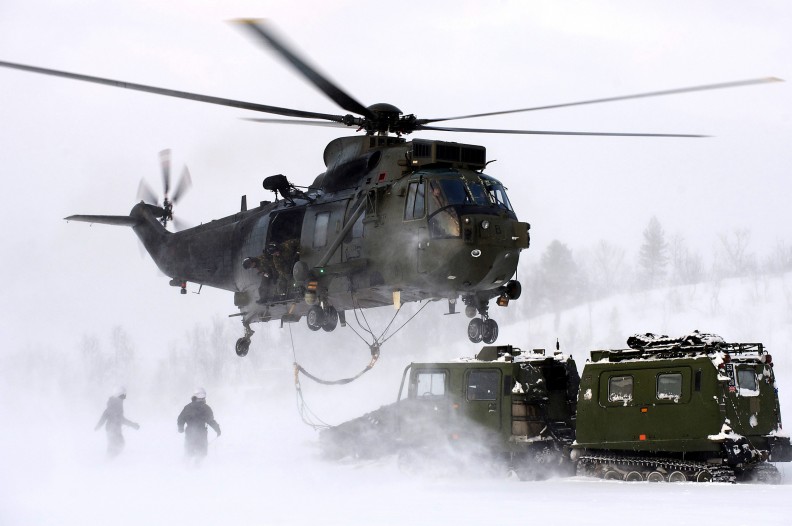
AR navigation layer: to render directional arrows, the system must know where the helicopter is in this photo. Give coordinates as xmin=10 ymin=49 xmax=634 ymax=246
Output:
xmin=0 ymin=20 xmax=780 ymax=357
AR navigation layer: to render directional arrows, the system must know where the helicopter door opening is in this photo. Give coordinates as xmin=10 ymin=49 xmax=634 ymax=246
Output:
xmin=261 ymin=209 xmax=305 ymax=298
xmin=266 ymin=209 xmax=305 ymax=247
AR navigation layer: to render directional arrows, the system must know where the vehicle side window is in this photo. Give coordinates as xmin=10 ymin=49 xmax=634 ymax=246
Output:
xmin=313 ymin=212 xmax=330 ymax=247
xmin=608 ymin=376 xmax=633 ymax=405
xmin=737 ymin=368 xmax=759 ymax=397
xmin=467 ymin=370 xmax=499 ymax=401
xmin=657 ymin=373 xmax=683 ymax=401
xmin=416 ymin=372 xmax=446 ymax=396
xmin=404 ymin=181 xmax=425 ymax=220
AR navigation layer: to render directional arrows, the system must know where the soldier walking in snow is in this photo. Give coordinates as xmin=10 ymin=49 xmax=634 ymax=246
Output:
xmin=95 ymin=386 xmax=140 ymax=458
xmin=177 ymin=387 xmax=221 ymax=462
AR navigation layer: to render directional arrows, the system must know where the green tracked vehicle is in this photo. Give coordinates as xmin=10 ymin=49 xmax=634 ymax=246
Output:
xmin=320 ymin=344 xmax=580 ymax=479
xmin=573 ymin=331 xmax=792 ymax=483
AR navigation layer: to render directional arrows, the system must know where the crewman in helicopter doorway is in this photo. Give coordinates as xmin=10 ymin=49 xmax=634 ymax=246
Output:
xmin=177 ymin=387 xmax=221 ymax=464
xmin=94 ymin=386 xmax=140 ymax=458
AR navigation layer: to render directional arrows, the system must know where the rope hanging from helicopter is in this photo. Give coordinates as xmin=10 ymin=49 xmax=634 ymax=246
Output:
xmin=290 ymin=296 xmax=431 ymax=429
xmin=289 ymin=324 xmax=331 ymax=430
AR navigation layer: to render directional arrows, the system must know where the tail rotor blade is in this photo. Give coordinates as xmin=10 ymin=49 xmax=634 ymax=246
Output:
xmin=160 ymin=149 xmax=172 ymax=198
xmin=172 ymin=166 xmax=192 ymax=204
xmin=172 ymin=216 xmax=192 ymax=232
xmin=136 ymin=178 xmax=159 ymax=204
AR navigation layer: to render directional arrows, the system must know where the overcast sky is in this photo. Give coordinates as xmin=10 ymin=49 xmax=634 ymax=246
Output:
xmin=0 ymin=0 xmax=789 ymax=356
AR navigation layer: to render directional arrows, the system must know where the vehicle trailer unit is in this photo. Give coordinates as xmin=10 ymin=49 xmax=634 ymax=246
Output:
xmin=573 ymin=331 xmax=791 ymax=483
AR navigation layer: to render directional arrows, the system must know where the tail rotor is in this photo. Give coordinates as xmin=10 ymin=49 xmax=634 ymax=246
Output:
xmin=137 ymin=149 xmax=192 ymax=229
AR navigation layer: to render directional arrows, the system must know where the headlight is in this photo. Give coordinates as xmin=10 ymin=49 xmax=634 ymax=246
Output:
xmin=481 ymin=220 xmax=490 ymax=230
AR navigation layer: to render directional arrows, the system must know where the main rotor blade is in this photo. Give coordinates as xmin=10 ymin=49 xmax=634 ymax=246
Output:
xmin=160 ymin=149 xmax=171 ymax=197
xmin=418 ymin=124 xmax=707 ymax=138
xmin=242 ymin=117 xmax=350 ymax=128
xmin=0 ymin=59 xmax=348 ymax=122
xmin=234 ymin=19 xmax=375 ymax=120
xmin=419 ymin=77 xmax=783 ymax=124
xmin=172 ymin=166 xmax=192 ymax=204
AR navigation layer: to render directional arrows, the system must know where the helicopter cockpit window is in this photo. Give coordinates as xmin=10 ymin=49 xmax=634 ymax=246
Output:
xmin=404 ymin=181 xmax=426 ymax=221
xmin=427 ymin=179 xmax=461 ymax=238
xmin=435 ymin=178 xmax=470 ymax=206
xmin=480 ymin=175 xmax=514 ymax=211
xmin=466 ymin=181 xmax=491 ymax=206
xmin=313 ymin=212 xmax=330 ymax=247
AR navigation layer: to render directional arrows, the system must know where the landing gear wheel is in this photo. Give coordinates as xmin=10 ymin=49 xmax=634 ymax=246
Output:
xmin=482 ymin=319 xmax=499 ymax=344
xmin=321 ymin=306 xmax=338 ymax=332
xmin=235 ymin=338 xmax=250 ymax=357
xmin=464 ymin=305 xmax=477 ymax=318
xmin=306 ymin=306 xmax=324 ymax=331
xmin=467 ymin=318 xmax=483 ymax=343
xmin=505 ymin=280 xmax=522 ymax=300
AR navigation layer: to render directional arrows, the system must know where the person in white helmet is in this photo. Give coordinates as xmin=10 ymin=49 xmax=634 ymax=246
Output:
xmin=177 ymin=387 xmax=221 ymax=460
xmin=94 ymin=386 xmax=140 ymax=458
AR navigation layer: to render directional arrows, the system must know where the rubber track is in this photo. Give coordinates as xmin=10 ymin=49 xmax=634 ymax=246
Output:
xmin=578 ymin=454 xmax=736 ymax=483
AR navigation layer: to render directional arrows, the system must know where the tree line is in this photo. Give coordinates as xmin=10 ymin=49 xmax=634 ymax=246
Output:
xmin=517 ymin=215 xmax=792 ymax=319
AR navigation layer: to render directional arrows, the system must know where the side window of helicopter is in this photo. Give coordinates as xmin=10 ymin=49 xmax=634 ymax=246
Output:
xmin=607 ymin=375 xmax=633 ymax=405
xmin=736 ymin=367 xmax=759 ymax=397
xmin=313 ymin=212 xmax=330 ymax=247
xmin=404 ymin=181 xmax=426 ymax=221
xmin=351 ymin=211 xmax=364 ymax=239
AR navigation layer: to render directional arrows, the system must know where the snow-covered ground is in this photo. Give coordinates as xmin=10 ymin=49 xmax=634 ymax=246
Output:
xmin=3 ymin=274 xmax=792 ymax=525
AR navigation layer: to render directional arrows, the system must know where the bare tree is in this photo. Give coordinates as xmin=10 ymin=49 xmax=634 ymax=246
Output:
xmin=580 ymin=240 xmax=627 ymax=299
xmin=669 ymin=234 xmax=705 ymax=285
xmin=763 ymin=239 xmax=792 ymax=275
xmin=716 ymin=228 xmax=756 ymax=278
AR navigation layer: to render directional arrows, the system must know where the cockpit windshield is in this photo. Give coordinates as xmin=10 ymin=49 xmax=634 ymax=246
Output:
xmin=428 ymin=178 xmax=470 ymax=209
xmin=479 ymin=174 xmax=514 ymax=211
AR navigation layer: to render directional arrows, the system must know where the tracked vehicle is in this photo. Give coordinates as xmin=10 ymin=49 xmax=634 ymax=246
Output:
xmin=320 ymin=345 xmax=579 ymax=479
xmin=322 ymin=331 xmax=789 ymax=482
xmin=573 ymin=331 xmax=791 ymax=483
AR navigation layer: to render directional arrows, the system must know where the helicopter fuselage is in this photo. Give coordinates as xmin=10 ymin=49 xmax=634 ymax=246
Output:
xmin=131 ymin=136 xmax=529 ymax=337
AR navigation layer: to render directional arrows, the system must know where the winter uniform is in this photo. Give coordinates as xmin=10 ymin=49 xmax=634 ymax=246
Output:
xmin=177 ymin=389 xmax=221 ymax=458
xmin=271 ymin=238 xmax=300 ymax=295
xmin=95 ymin=387 xmax=139 ymax=457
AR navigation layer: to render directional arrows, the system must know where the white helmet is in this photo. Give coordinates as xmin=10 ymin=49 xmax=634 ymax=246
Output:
xmin=193 ymin=387 xmax=207 ymax=399
xmin=113 ymin=386 xmax=127 ymax=397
